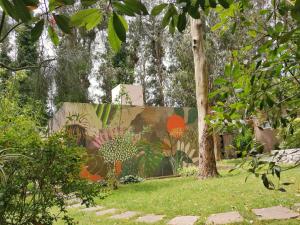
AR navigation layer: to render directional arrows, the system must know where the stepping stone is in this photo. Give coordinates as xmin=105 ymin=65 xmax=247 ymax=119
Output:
xmin=252 ymin=206 xmax=299 ymax=220
xmin=168 ymin=216 xmax=199 ymax=225
xmin=96 ymin=208 xmax=117 ymax=216
xmin=110 ymin=211 xmax=139 ymax=219
xmin=206 ymin=211 xmax=244 ymax=224
xmin=136 ymin=214 xmax=165 ymax=223
xmin=81 ymin=206 xmax=104 ymax=212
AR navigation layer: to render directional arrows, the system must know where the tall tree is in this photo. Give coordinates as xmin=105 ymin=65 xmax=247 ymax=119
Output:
xmin=16 ymin=25 xmax=49 ymax=107
xmin=191 ymin=17 xmax=218 ymax=177
xmin=97 ymin=42 xmax=135 ymax=103
xmin=54 ymin=34 xmax=92 ymax=105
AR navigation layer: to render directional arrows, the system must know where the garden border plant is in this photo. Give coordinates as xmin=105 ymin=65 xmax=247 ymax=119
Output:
xmin=0 ymin=73 xmax=102 ymax=225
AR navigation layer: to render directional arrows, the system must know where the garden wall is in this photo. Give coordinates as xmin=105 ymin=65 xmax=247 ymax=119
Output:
xmin=50 ymin=102 xmax=200 ymax=181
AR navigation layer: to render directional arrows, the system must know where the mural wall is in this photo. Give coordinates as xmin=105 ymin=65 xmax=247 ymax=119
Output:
xmin=50 ymin=102 xmax=199 ymax=181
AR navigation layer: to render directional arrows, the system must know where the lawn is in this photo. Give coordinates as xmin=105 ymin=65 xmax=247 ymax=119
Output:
xmin=55 ymin=162 xmax=300 ymax=225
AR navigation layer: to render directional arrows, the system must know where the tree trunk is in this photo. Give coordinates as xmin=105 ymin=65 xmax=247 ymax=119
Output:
xmin=190 ymin=18 xmax=218 ymax=178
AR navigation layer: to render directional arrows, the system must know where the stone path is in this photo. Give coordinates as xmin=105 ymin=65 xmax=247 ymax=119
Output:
xmin=206 ymin=211 xmax=243 ymax=225
xmin=96 ymin=208 xmax=118 ymax=216
xmin=252 ymin=206 xmax=299 ymax=220
xmin=167 ymin=216 xmax=199 ymax=225
xmin=110 ymin=211 xmax=140 ymax=219
xmin=81 ymin=206 xmax=104 ymax=212
xmin=67 ymin=200 xmax=300 ymax=224
xmin=136 ymin=214 xmax=166 ymax=223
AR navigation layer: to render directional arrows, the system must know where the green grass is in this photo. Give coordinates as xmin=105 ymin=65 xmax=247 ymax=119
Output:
xmin=55 ymin=162 xmax=300 ymax=225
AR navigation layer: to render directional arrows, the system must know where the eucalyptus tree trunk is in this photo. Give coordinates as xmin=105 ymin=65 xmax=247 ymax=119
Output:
xmin=190 ymin=18 xmax=218 ymax=178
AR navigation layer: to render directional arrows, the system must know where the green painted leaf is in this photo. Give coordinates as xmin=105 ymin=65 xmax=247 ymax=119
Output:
xmin=102 ymin=104 xmax=112 ymax=128
xmin=96 ymin=104 xmax=105 ymax=119
xmin=70 ymin=8 xmax=102 ymax=31
xmin=53 ymin=14 xmax=72 ymax=34
xmin=108 ymin=14 xmax=121 ymax=52
xmin=31 ymin=19 xmax=44 ymax=42
xmin=174 ymin=108 xmax=184 ymax=117
xmin=151 ymin=3 xmax=168 ymax=16
xmin=112 ymin=12 xmax=127 ymax=42
xmin=12 ymin=0 xmax=31 ymax=22
xmin=48 ymin=26 xmax=59 ymax=46
xmin=188 ymin=108 xmax=198 ymax=124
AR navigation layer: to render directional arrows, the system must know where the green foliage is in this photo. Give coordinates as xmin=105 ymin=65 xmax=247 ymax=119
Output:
xmin=97 ymin=43 xmax=135 ymax=103
xmin=230 ymin=153 xmax=297 ymax=192
xmin=16 ymin=25 xmax=49 ymax=112
xmin=108 ymin=12 xmax=128 ymax=52
xmin=279 ymin=118 xmax=300 ymax=149
xmin=232 ymin=126 xmax=254 ymax=157
xmin=177 ymin=166 xmax=198 ymax=177
xmin=70 ymin=8 xmax=102 ymax=31
xmin=31 ymin=19 xmax=44 ymax=42
xmin=120 ymin=175 xmax=143 ymax=184
xmin=0 ymin=76 xmax=101 ymax=225
xmin=54 ymin=42 xmax=91 ymax=106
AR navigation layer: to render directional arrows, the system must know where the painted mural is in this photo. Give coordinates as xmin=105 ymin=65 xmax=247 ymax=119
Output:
xmin=50 ymin=102 xmax=199 ymax=181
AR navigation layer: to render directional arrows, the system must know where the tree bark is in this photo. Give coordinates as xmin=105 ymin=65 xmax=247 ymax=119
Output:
xmin=190 ymin=18 xmax=218 ymax=178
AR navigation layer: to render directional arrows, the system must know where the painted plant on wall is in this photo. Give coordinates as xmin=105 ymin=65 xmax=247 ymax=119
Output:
xmin=54 ymin=103 xmax=200 ymax=181
xmin=161 ymin=108 xmax=199 ymax=175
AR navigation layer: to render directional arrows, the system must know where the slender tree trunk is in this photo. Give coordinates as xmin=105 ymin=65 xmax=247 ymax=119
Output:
xmin=190 ymin=18 xmax=218 ymax=178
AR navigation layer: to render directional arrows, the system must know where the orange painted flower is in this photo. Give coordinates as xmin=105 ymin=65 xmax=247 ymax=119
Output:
xmin=167 ymin=115 xmax=186 ymax=139
xmin=80 ymin=166 xmax=102 ymax=182
xmin=114 ymin=160 xmax=122 ymax=176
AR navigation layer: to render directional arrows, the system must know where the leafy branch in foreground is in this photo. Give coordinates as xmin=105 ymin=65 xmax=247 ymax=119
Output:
xmin=0 ymin=0 xmax=299 ymax=54
xmin=230 ymin=149 xmax=300 ymax=191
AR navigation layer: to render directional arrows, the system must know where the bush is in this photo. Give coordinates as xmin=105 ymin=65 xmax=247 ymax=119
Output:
xmin=120 ymin=175 xmax=144 ymax=184
xmin=232 ymin=126 xmax=254 ymax=157
xmin=0 ymin=76 xmax=101 ymax=225
xmin=177 ymin=166 xmax=198 ymax=177
xmin=279 ymin=118 xmax=300 ymax=149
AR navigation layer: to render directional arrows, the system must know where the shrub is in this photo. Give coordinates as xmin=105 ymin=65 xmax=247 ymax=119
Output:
xmin=232 ymin=126 xmax=254 ymax=157
xmin=279 ymin=118 xmax=300 ymax=149
xmin=0 ymin=76 xmax=101 ymax=225
xmin=178 ymin=166 xmax=198 ymax=177
xmin=120 ymin=175 xmax=144 ymax=184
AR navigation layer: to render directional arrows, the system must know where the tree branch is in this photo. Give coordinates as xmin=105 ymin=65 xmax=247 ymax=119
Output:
xmin=0 ymin=22 xmax=22 ymax=43
xmin=0 ymin=12 xmax=6 ymax=38
xmin=0 ymin=58 xmax=56 ymax=71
